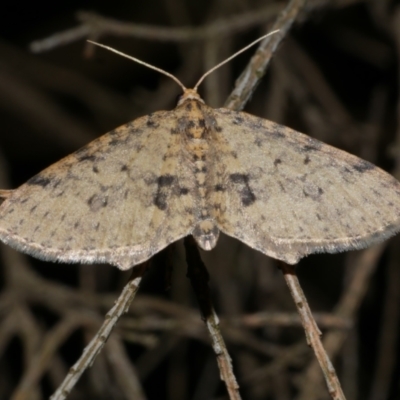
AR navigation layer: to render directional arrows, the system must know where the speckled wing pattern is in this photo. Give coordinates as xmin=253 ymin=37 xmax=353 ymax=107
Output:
xmin=1 ymin=89 xmax=400 ymax=269
xmin=0 ymin=110 xmax=198 ymax=270
xmin=210 ymin=108 xmax=400 ymax=264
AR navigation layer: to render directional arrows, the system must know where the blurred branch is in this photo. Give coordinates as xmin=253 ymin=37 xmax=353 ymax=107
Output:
xmin=30 ymin=4 xmax=285 ymax=53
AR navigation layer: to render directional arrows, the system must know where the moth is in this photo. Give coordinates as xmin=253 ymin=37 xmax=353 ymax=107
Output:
xmin=0 ymin=34 xmax=399 ymax=269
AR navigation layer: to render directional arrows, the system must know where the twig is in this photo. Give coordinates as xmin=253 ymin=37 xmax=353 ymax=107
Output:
xmin=296 ymin=244 xmax=387 ymax=400
xmin=121 ymin=311 xmax=351 ymax=332
xmin=279 ymin=263 xmax=346 ymax=400
xmin=50 ymin=262 xmax=148 ymax=400
xmin=105 ymin=335 xmax=146 ymax=400
xmin=29 ymin=4 xmax=284 ymax=53
xmin=224 ymin=0 xmax=308 ymax=111
xmin=184 ymin=237 xmax=241 ymax=400
xmin=11 ymin=312 xmax=96 ymax=400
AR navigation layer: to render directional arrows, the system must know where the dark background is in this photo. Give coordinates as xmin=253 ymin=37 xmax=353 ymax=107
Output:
xmin=0 ymin=0 xmax=399 ymax=399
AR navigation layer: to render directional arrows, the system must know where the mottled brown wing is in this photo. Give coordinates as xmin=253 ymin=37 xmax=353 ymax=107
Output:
xmin=211 ymin=108 xmax=400 ymax=264
xmin=0 ymin=110 xmax=196 ymax=270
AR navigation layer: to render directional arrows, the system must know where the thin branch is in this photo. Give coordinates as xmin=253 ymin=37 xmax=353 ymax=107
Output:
xmin=50 ymin=263 xmax=147 ymax=400
xmin=224 ymin=0 xmax=308 ymax=111
xmin=296 ymin=245 xmax=387 ymax=400
xmin=279 ymin=263 xmax=346 ymax=400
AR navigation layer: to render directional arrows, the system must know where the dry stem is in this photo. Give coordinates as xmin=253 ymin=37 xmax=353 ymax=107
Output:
xmin=50 ymin=263 xmax=147 ymax=400
xmin=280 ymin=263 xmax=346 ymax=400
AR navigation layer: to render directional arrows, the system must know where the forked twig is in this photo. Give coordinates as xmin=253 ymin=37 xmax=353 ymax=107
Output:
xmin=279 ymin=263 xmax=346 ymax=400
xmin=184 ymin=237 xmax=241 ymax=400
xmin=50 ymin=262 xmax=148 ymax=400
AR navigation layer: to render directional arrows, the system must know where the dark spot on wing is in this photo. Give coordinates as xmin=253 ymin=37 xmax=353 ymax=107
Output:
xmin=230 ymin=173 xmax=247 ymax=184
xmin=343 ymin=167 xmax=352 ymax=174
xmin=154 ymin=192 xmax=167 ymax=210
xmin=27 ymin=175 xmax=51 ymax=188
xmin=269 ymin=125 xmax=285 ymax=139
xmin=121 ymin=164 xmax=128 ymax=172
xmin=74 ymin=222 xmax=80 ymax=229
xmin=133 ymin=143 xmax=143 ymax=153
xmin=215 ymin=126 xmax=222 ymax=132
xmin=157 ymin=174 xmax=175 ymax=187
xmin=109 ymin=138 xmax=120 ymax=146
xmin=93 ymin=166 xmax=99 ymax=173
xmin=215 ymin=184 xmax=225 ymax=192
xmin=87 ymin=194 xmax=108 ymax=211
xmin=233 ymin=116 xmax=244 ymax=125
xmin=304 ymin=156 xmax=311 ymax=164
xmin=30 ymin=205 xmax=37 ymax=213
xmin=146 ymin=114 xmax=159 ymax=128
xmin=254 ymin=137 xmax=263 ymax=147
xmin=229 ymin=173 xmax=256 ymax=206
xmin=153 ymin=174 xmax=176 ymax=211
xmin=185 ymin=102 xmax=192 ymax=111
xmin=187 ymin=120 xmax=196 ymax=129
xmin=198 ymin=119 xmax=206 ymax=128
xmin=274 ymin=158 xmax=282 ymax=166
xmin=76 ymin=153 xmax=97 ymax=162
xmin=303 ymin=185 xmax=324 ymax=200
xmin=278 ymin=181 xmax=286 ymax=192
xmin=179 ymin=187 xmax=189 ymax=195
xmin=353 ymin=159 xmax=375 ymax=173
xmin=302 ymin=141 xmax=322 ymax=152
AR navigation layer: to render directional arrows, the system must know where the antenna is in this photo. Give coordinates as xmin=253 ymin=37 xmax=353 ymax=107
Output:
xmin=193 ymin=30 xmax=280 ymax=91
xmin=88 ymin=29 xmax=280 ymax=93
xmin=87 ymin=41 xmax=187 ymax=92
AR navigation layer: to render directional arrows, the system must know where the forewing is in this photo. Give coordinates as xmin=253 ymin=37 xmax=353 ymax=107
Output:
xmin=211 ymin=108 xmax=400 ymax=264
xmin=0 ymin=110 xmax=196 ymax=269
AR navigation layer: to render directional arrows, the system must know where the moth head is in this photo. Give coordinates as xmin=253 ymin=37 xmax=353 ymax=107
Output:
xmin=177 ymin=89 xmax=205 ymax=106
